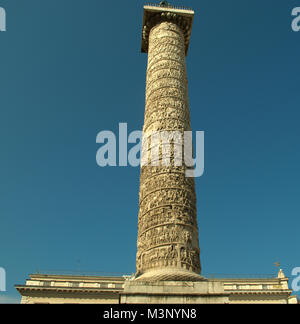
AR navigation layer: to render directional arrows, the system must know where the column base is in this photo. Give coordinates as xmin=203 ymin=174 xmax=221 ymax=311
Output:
xmin=135 ymin=268 xmax=204 ymax=282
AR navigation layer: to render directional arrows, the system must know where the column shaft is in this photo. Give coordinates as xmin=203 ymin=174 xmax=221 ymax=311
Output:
xmin=136 ymin=21 xmax=201 ymax=281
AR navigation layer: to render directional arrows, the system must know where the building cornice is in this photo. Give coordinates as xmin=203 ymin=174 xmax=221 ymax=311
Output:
xmin=227 ymin=290 xmax=293 ymax=296
xmin=15 ymin=285 xmax=122 ymax=294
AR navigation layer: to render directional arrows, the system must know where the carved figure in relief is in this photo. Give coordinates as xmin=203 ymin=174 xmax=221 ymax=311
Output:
xmin=136 ymin=12 xmax=202 ymax=280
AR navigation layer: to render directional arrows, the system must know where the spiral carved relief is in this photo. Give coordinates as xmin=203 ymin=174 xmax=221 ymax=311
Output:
xmin=136 ymin=18 xmax=201 ymax=281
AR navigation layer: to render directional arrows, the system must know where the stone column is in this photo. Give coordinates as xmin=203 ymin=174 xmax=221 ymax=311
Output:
xmin=135 ymin=5 xmax=202 ymax=281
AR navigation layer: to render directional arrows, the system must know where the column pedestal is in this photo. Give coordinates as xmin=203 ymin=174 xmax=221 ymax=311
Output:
xmin=120 ymin=280 xmax=229 ymax=304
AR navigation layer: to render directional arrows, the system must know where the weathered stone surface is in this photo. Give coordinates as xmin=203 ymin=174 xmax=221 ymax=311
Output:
xmin=136 ymin=17 xmax=202 ymax=281
xmin=121 ymin=280 xmax=229 ymax=304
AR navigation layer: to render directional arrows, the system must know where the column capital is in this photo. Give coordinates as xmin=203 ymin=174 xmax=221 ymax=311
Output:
xmin=141 ymin=4 xmax=194 ymax=56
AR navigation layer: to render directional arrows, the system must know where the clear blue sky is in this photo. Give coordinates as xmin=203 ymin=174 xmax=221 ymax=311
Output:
xmin=0 ymin=0 xmax=299 ymax=303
